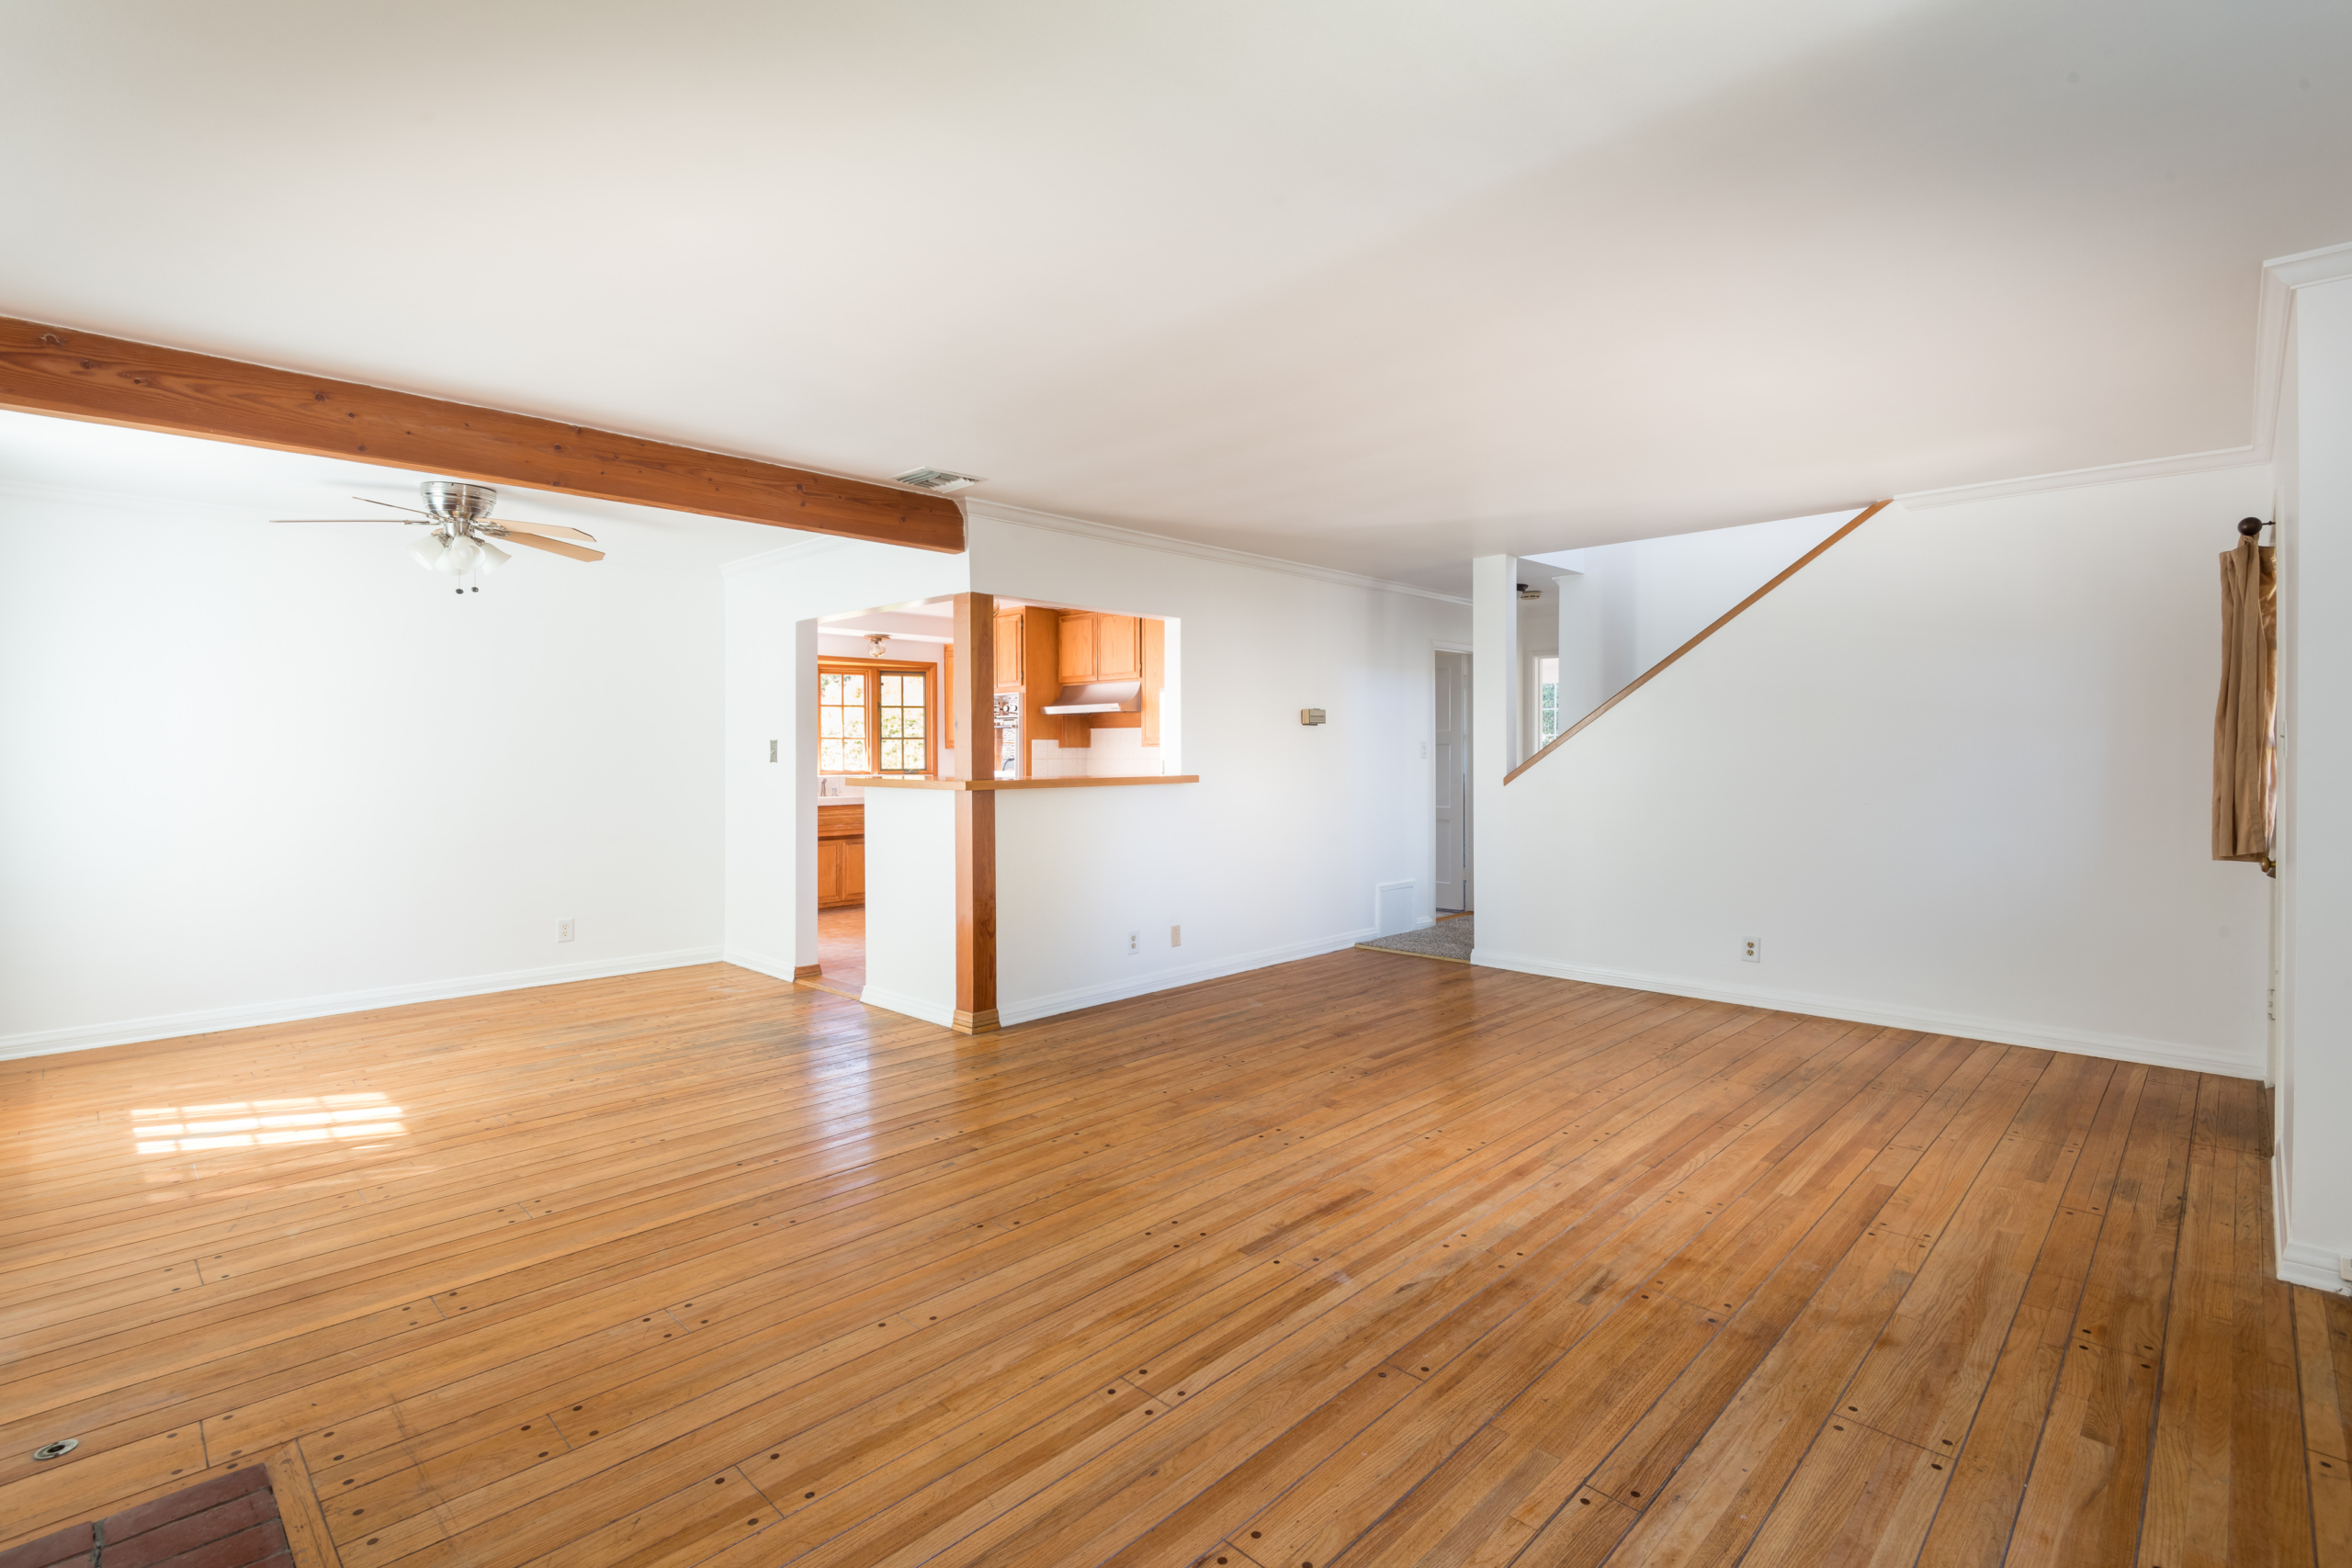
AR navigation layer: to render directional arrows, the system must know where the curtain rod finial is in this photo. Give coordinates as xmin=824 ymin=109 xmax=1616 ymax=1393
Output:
xmin=2239 ymin=516 xmax=2267 ymax=537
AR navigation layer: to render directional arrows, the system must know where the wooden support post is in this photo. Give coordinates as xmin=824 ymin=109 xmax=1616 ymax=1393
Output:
xmin=952 ymin=593 xmax=1000 ymax=1034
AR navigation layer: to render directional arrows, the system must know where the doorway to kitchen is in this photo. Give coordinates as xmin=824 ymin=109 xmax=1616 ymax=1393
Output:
xmin=799 ymin=592 xmax=1180 ymax=1006
xmin=1435 ymin=649 xmax=1472 ymax=914
xmin=809 ymin=604 xmax=951 ymax=996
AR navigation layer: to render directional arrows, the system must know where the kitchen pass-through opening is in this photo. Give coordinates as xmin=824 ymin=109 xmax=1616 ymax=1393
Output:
xmin=804 ymin=595 xmax=1180 ymax=998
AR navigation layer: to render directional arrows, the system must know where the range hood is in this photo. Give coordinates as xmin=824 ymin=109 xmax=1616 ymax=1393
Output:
xmin=1041 ymin=680 xmax=1142 ymax=716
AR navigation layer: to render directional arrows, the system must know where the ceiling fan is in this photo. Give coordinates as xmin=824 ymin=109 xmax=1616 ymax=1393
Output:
xmin=273 ymin=480 xmax=605 ymax=583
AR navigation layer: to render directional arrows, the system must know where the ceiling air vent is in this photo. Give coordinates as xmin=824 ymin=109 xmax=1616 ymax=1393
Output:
xmin=892 ymin=468 xmax=983 ymax=493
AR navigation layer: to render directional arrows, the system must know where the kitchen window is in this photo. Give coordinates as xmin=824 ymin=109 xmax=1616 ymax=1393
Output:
xmin=820 ymin=660 xmax=934 ymax=776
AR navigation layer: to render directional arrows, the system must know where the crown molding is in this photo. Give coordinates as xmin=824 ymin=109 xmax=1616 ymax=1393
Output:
xmin=967 ymin=498 xmax=1470 ymax=605
xmin=1894 ymin=242 xmax=2352 ymax=513
xmin=1893 ymin=445 xmax=2272 ymax=511
xmin=2266 ymin=239 xmax=2352 ymax=290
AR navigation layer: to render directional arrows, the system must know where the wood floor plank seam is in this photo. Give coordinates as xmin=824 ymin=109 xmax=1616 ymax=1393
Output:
xmin=2133 ymin=1075 xmax=2226 ymax=1568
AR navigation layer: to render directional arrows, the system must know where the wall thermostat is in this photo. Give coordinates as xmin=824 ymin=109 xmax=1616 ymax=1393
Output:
xmin=1300 ymin=708 xmax=1326 ymax=726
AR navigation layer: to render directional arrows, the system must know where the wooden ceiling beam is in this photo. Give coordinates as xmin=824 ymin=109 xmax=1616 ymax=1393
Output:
xmin=0 ymin=315 xmax=965 ymax=552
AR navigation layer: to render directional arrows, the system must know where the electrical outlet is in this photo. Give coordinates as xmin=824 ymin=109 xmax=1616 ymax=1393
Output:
xmin=1740 ymin=937 xmax=1760 ymax=963
xmin=1419 ymin=740 xmax=1430 ymax=760
xmin=558 ymin=919 xmax=575 ymax=943
xmin=1127 ymin=931 xmax=1139 ymax=956
xmin=1170 ymin=924 xmax=1182 ymax=947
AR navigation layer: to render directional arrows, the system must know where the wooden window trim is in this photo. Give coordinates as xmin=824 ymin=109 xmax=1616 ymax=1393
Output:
xmin=819 ymin=657 xmax=938 ymax=777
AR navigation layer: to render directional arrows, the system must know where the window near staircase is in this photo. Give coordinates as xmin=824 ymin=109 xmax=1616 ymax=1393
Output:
xmin=1535 ymin=655 xmax=1561 ymax=745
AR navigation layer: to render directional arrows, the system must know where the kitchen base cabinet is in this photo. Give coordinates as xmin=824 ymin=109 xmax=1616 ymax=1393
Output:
xmin=818 ymin=803 xmax=865 ymax=908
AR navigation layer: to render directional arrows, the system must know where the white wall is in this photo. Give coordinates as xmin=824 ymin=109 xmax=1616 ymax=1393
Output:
xmin=1475 ymin=468 xmax=2275 ymax=1077
xmin=860 ymin=789 xmax=957 ymax=1024
xmin=972 ymin=506 xmax=1469 ymax=1021
xmin=0 ymin=468 xmax=740 ymax=1055
xmin=1531 ymin=510 xmax=1860 ymax=728
xmin=719 ymin=509 xmax=1467 ymax=1024
xmin=2280 ymin=272 xmax=2352 ymax=1287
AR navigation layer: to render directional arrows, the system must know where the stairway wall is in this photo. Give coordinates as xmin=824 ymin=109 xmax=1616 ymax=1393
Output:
xmin=1474 ymin=465 xmax=2275 ymax=1077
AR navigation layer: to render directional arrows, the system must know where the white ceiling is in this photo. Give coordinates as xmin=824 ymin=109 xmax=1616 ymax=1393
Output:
xmin=3 ymin=0 xmax=2346 ymax=591
xmin=0 ymin=410 xmax=786 ymax=570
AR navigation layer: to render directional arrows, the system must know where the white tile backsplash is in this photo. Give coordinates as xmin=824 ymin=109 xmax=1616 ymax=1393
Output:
xmin=1024 ymin=732 xmax=1163 ymax=779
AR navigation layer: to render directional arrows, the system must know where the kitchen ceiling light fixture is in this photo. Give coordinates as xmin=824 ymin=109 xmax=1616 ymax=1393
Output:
xmin=273 ymin=479 xmax=606 ymax=592
xmin=865 ymin=633 xmax=891 ymax=656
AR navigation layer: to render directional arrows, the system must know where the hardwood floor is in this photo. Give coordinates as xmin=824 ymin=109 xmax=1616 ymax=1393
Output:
xmin=815 ymin=906 xmax=865 ymax=993
xmin=0 ymin=953 xmax=2337 ymax=1567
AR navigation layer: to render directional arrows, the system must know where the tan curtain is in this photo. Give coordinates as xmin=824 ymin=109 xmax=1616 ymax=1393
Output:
xmin=2212 ymin=536 xmax=2277 ymax=864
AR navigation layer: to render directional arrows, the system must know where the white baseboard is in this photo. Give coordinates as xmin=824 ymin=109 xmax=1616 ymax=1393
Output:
xmin=1468 ymin=948 xmax=2264 ymax=1080
xmin=718 ymin=947 xmax=802 ymax=984
xmin=856 ymin=985 xmax=956 ymax=1028
xmin=0 ymin=946 xmax=727 ymax=1063
xmin=998 ymin=927 xmax=1376 ymax=1027
xmin=2280 ymin=1237 xmax=2351 ymax=1294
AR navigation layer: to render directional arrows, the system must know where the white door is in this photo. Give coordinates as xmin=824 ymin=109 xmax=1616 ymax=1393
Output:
xmin=1434 ymin=650 xmax=1471 ymax=911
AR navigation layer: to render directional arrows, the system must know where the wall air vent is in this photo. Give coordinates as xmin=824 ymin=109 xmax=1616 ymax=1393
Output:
xmin=892 ymin=468 xmax=983 ymax=493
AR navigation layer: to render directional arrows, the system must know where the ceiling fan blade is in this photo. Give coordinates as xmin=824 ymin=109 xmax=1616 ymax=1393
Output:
xmin=271 ymin=517 xmax=413 ymax=525
xmin=489 ymin=517 xmax=598 ymax=545
xmin=353 ymin=495 xmax=430 ymax=514
xmin=496 ymin=530 xmax=605 ymax=563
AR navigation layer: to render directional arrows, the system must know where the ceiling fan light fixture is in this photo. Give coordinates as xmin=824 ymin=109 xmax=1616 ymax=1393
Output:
xmin=474 ymin=537 xmax=513 ymax=573
xmin=408 ymin=531 xmax=449 ymax=570
xmin=437 ymin=536 xmax=481 ymax=575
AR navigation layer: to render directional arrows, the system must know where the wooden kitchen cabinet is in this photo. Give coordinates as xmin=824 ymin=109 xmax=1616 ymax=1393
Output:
xmin=989 ymin=607 xmax=1063 ymax=778
xmin=1057 ymin=613 xmax=1094 ymax=683
xmin=1057 ymin=612 xmax=1142 ymax=682
xmin=818 ymin=803 xmax=865 ymax=908
xmin=823 ymin=837 xmax=865 ymax=905
xmin=1093 ymin=614 xmax=1140 ymax=680
xmin=993 ymin=610 xmax=1023 ymax=688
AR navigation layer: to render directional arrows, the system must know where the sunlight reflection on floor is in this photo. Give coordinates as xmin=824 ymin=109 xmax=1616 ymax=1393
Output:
xmin=131 ymin=1092 xmax=405 ymax=1154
